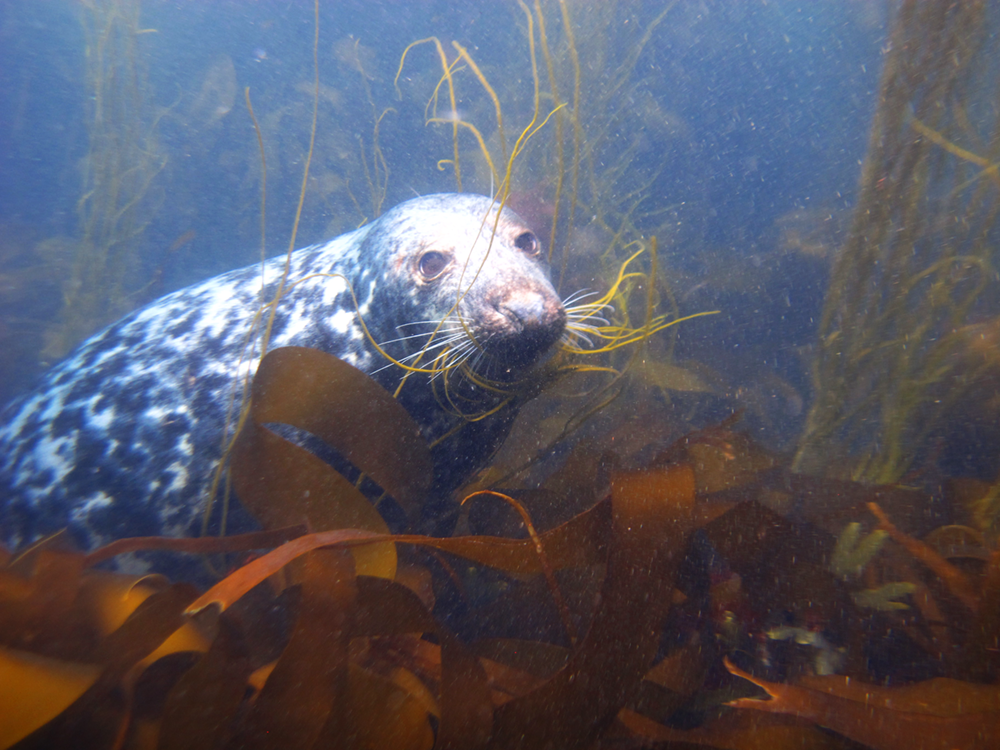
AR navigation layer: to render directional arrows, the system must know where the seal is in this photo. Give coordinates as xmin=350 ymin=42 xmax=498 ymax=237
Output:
xmin=0 ymin=193 xmax=567 ymax=555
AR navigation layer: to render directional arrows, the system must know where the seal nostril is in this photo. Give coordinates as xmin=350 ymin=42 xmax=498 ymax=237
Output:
xmin=501 ymin=294 xmax=547 ymax=330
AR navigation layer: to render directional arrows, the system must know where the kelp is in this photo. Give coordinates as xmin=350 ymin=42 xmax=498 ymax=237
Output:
xmin=44 ymin=0 xmax=166 ymax=360
xmin=390 ymin=1 xmax=714 ymax=423
xmin=227 ymin=346 xmax=434 ymax=578
xmin=6 ymin=3 xmax=1000 ymax=749
xmin=794 ymin=0 xmax=1000 ymax=486
xmin=0 ymin=419 xmax=700 ymax=749
xmin=726 ymin=659 xmax=1000 ymax=750
xmin=3 ymin=342 xmax=1000 ymax=750
xmin=200 ymin=0 xmax=719 ymax=535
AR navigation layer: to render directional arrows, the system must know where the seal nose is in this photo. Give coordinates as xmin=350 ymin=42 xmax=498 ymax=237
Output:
xmin=479 ymin=286 xmax=566 ymax=372
xmin=499 ymin=290 xmax=565 ymax=334
xmin=503 ymin=293 xmax=544 ymax=329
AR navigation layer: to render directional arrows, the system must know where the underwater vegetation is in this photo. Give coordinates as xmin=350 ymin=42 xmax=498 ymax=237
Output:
xmin=177 ymin=0 xmax=723 ymax=542
xmin=375 ymin=0 xmax=727 ymax=493
xmin=2 ymin=345 xmax=999 ymax=750
xmin=42 ymin=0 xmax=165 ymax=361
xmin=793 ymin=0 xmax=1000 ymax=494
xmin=3 ymin=0 xmax=1000 ymax=748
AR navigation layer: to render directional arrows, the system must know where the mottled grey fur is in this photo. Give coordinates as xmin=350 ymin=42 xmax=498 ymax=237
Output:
xmin=0 ymin=194 xmax=565 ymax=556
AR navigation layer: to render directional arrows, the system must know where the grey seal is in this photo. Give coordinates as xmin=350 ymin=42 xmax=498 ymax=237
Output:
xmin=0 ymin=193 xmax=567 ymax=554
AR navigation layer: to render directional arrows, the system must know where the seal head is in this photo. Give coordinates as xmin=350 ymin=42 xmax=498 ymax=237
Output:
xmin=358 ymin=194 xmax=566 ymax=380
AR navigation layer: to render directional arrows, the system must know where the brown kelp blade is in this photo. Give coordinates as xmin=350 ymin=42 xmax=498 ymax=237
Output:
xmin=868 ymin=501 xmax=980 ymax=612
xmin=245 ymin=346 xmax=433 ymax=513
xmin=726 ymin=658 xmax=1000 ymax=750
xmin=177 ymin=470 xmax=680 ymax=749
xmin=185 ymin=499 xmax=611 ymax=617
xmin=345 ymin=663 xmax=435 ymax=750
xmin=221 ymin=549 xmax=487 ymax=750
xmin=619 ymin=708 xmax=848 ymax=750
xmin=486 ymin=465 xmax=698 ymax=749
xmin=229 ymin=346 xmax=438 ymax=579
xmin=228 ymin=548 xmax=355 ymax=750
xmin=83 ymin=526 xmax=307 ymax=568
xmin=0 ymin=647 xmax=101 ymax=749
xmin=231 ymin=420 xmax=398 ymax=579
xmin=157 ymin=615 xmax=252 ymax=750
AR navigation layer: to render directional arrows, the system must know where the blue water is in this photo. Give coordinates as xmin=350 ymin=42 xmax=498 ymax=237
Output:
xmin=0 ymin=0 xmax=888 ymax=442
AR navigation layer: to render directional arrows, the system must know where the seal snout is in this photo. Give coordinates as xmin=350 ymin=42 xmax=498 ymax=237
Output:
xmin=486 ymin=287 xmax=566 ymax=368
xmin=499 ymin=290 xmax=565 ymax=334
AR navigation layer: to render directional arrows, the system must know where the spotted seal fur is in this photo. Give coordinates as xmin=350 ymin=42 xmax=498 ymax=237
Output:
xmin=0 ymin=193 xmax=566 ymax=554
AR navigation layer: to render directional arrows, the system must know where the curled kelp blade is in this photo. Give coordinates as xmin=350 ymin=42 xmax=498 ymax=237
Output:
xmin=83 ymin=526 xmax=307 ymax=568
xmin=183 ymin=504 xmax=615 ymax=617
xmin=156 ymin=615 xmax=252 ymax=750
xmin=485 ymin=465 xmax=698 ymax=749
xmin=219 ymin=548 xmax=486 ymax=750
xmin=186 ymin=464 xmax=699 ymax=750
xmin=228 ymin=346 xmax=439 ymax=580
xmin=725 ymin=658 xmax=1000 ymax=750
xmin=246 ymin=346 xmax=432 ymax=514
xmin=227 ymin=548 xmax=356 ymax=750
xmin=231 ymin=420 xmax=398 ymax=579
xmin=6 ymin=457 xmax=1000 ymax=749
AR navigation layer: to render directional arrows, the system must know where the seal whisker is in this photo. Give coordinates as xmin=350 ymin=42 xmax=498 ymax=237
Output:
xmin=379 ymin=327 xmax=465 ymax=346
xmin=435 ymin=338 xmax=480 ymax=380
xmin=406 ymin=333 xmax=469 ymax=360
xmin=443 ymin=338 xmax=478 ymax=366
xmin=566 ymin=314 xmax=610 ymax=327
xmin=370 ymin=332 xmax=470 ymax=375
xmin=565 ymin=306 xmax=613 ymax=320
xmin=395 ymin=317 xmax=466 ymax=329
xmin=561 ymin=330 xmax=596 ymax=349
xmin=429 ymin=345 xmax=472 ymax=382
xmin=468 ymin=332 xmax=500 ymax=374
xmin=565 ymin=302 xmax=614 ymax=316
xmin=370 ymin=359 xmax=402 ymax=376
xmin=470 ymin=349 xmax=490 ymax=374
xmin=381 ymin=331 xmax=442 ymax=346
xmin=566 ymin=302 xmax=609 ymax=313
xmin=561 ymin=289 xmax=600 ymax=307
xmin=566 ymin=320 xmax=606 ymax=334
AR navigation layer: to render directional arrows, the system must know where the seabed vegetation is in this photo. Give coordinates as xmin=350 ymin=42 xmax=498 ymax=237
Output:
xmin=2 ymin=1 xmax=1000 ymax=749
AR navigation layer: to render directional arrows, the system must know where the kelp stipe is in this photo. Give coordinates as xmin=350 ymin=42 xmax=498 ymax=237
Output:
xmin=793 ymin=0 xmax=1000 ymax=486
xmin=44 ymin=0 xmax=166 ymax=360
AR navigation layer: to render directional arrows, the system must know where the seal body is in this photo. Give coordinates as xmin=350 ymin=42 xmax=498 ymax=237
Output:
xmin=0 ymin=194 xmax=566 ymax=554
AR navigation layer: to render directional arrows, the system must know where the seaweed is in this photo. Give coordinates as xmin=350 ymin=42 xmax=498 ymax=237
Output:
xmin=794 ymin=0 xmax=1000 ymax=486
xmin=5 ymin=3 xmax=1000 ymax=748
xmin=44 ymin=0 xmax=166 ymax=360
xmin=3 ymin=343 xmax=999 ymax=749
xmin=0 ymin=361 xmax=699 ymax=748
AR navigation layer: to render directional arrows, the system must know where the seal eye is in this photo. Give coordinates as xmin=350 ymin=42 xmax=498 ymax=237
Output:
xmin=418 ymin=251 xmax=450 ymax=280
xmin=514 ymin=231 xmax=540 ymax=257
